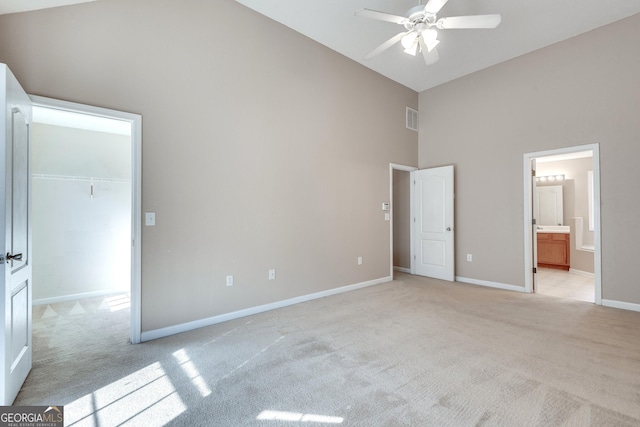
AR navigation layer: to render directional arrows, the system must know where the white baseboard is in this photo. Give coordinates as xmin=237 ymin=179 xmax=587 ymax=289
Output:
xmin=393 ymin=266 xmax=411 ymax=274
xmin=569 ymin=268 xmax=595 ymax=278
xmin=456 ymin=276 xmax=526 ymax=293
xmin=141 ymin=276 xmax=393 ymax=342
xmin=602 ymin=299 xmax=640 ymax=313
xmin=33 ymin=289 xmax=128 ymax=306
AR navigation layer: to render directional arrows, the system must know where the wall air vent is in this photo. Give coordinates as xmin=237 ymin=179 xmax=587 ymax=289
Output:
xmin=406 ymin=107 xmax=418 ymax=132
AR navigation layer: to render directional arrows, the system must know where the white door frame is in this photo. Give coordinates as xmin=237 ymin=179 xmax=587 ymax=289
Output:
xmin=30 ymin=95 xmax=142 ymax=344
xmin=389 ymin=163 xmax=417 ymax=278
xmin=523 ymin=143 xmax=601 ymax=304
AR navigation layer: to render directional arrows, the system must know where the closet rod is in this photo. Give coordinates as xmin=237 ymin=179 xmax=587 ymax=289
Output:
xmin=32 ymin=174 xmax=130 ymax=184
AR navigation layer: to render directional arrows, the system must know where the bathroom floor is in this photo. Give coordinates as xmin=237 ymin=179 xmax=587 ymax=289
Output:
xmin=535 ymin=267 xmax=594 ymax=302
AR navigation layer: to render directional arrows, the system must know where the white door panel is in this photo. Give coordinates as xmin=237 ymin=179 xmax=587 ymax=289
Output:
xmin=531 ymin=159 xmax=538 ymax=292
xmin=413 ymin=165 xmax=454 ymax=281
xmin=0 ymin=64 xmax=32 ymax=405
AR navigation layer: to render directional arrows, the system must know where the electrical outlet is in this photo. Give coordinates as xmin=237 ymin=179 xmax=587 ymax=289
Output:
xmin=358 ymin=256 xmax=363 ymax=265
xmin=226 ymin=275 xmax=233 ymax=286
xmin=467 ymin=254 xmax=473 ymax=262
xmin=268 ymin=269 xmax=276 ymax=280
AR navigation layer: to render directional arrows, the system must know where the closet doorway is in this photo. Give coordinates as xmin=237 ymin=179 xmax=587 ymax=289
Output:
xmin=30 ymin=96 xmax=141 ymax=343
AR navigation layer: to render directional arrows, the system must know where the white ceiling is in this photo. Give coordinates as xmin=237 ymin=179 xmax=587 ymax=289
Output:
xmin=234 ymin=0 xmax=640 ymax=92
xmin=2 ymin=1 xmax=639 ymax=92
xmin=0 ymin=0 xmax=96 ymax=15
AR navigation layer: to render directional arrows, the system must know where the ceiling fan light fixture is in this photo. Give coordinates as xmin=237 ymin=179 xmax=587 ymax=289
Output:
xmin=404 ymin=42 xmax=419 ymax=56
xmin=423 ymin=28 xmax=438 ymax=44
xmin=400 ymin=32 xmax=418 ymax=49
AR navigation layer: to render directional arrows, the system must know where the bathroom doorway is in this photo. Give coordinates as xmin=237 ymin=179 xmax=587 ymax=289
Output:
xmin=523 ymin=144 xmax=601 ymax=304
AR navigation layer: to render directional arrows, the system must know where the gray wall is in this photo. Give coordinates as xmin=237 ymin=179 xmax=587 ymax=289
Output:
xmin=418 ymin=13 xmax=640 ymax=303
xmin=0 ymin=0 xmax=418 ymax=332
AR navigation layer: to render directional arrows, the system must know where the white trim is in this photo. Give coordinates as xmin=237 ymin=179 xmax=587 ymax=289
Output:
xmin=569 ymin=268 xmax=595 ymax=278
xmin=602 ymin=299 xmax=640 ymax=313
xmin=33 ymin=289 xmax=128 ymax=306
xmin=389 ymin=164 xmax=418 ymax=279
xmin=29 ymin=95 xmax=143 ymax=344
xmin=141 ymin=276 xmax=392 ymax=342
xmin=393 ymin=266 xmax=411 ymax=274
xmin=523 ymin=144 xmax=602 ymax=305
xmin=456 ymin=276 xmax=526 ymax=293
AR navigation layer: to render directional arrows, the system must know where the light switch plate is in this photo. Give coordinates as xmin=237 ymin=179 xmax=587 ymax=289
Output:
xmin=145 ymin=212 xmax=156 ymax=226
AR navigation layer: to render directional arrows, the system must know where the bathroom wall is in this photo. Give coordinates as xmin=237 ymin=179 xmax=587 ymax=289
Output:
xmin=32 ymin=122 xmax=132 ymax=302
xmin=537 ymin=157 xmax=594 ymax=274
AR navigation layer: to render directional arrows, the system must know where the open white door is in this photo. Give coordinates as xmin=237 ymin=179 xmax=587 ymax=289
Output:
xmin=0 ymin=64 xmax=32 ymax=404
xmin=531 ymin=159 xmax=538 ymax=292
xmin=412 ymin=165 xmax=454 ymax=281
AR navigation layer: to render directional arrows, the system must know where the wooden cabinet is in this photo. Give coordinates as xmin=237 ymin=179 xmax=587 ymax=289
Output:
xmin=537 ymin=233 xmax=570 ymax=270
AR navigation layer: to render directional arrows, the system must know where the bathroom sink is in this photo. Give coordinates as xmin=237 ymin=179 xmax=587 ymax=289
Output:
xmin=536 ymin=225 xmax=570 ymax=233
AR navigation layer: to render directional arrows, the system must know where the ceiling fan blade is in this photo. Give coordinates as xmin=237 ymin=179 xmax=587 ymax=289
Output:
xmin=363 ymin=31 xmax=408 ymax=60
xmin=423 ymin=0 xmax=450 ymax=15
xmin=437 ymin=14 xmax=502 ymax=29
xmin=355 ymin=8 xmax=408 ymax=25
xmin=419 ymin=38 xmax=440 ymax=65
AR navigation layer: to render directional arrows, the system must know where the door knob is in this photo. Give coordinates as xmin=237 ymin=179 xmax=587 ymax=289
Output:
xmin=6 ymin=252 xmax=22 ymax=261
xmin=446 ymin=227 xmax=452 ymax=231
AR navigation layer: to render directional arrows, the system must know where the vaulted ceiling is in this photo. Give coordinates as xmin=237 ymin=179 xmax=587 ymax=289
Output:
xmin=234 ymin=0 xmax=640 ymax=91
xmin=2 ymin=0 xmax=639 ymax=92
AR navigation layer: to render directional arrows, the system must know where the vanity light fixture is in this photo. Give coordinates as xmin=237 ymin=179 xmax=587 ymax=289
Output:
xmin=536 ymin=174 xmax=565 ymax=182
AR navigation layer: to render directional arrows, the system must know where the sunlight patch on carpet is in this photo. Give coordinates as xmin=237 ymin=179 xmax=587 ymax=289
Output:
xmin=105 ymin=294 xmax=130 ymax=312
xmin=65 ymin=362 xmax=186 ymax=426
xmin=172 ymin=348 xmax=212 ymax=397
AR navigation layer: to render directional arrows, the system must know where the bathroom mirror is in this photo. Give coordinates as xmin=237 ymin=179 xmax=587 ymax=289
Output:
xmin=536 ymin=185 xmax=563 ymax=226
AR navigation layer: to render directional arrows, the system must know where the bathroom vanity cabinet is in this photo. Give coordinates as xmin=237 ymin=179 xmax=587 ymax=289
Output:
xmin=537 ymin=232 xmax=570 ymax=270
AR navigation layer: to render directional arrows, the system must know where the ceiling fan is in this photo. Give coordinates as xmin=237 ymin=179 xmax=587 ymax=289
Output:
xmin=355 ymin=0 xmax=501 ymax=65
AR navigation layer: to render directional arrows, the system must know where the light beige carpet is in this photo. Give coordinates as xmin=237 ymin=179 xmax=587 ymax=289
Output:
xmin=16 ymin=273 xmax=640 ymax=426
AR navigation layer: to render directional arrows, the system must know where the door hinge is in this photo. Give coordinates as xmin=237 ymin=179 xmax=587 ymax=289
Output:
xmin=532 ymin=169 xmax=536 ymax=177
xmin=533 ymin=267 xmax=537 ymax=274
xmin=532 ymin=218 xmax=537 ymax=225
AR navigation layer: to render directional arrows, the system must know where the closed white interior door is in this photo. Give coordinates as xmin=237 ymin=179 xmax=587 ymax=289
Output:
xmin=0 ymin=64 xmax=32 ymax=405
xmin=412 ymin=165 xmax=454 ymax=281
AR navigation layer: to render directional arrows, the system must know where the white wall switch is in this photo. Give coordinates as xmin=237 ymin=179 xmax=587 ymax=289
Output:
xmin=226 ymin=275 xmax=233 ymax=286
xmin=382 ymin=202 xmax=390 ymax=211
xmin=357 ymin=256 xmax=363 ymax=265
xmin=145 ymin=212 xmax=156 ymax=226
xmin=467 ymin=254 xmax=473 ymax=262
xmin=384 ymin=213 xmax=390 ymax=221
xmin=268 ymin=269 xmax=276 ymax=280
